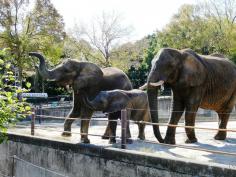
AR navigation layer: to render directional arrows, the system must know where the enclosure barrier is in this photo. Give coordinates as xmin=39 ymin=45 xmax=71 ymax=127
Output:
xmin=20 ymin=106 xmax=236 ymax=156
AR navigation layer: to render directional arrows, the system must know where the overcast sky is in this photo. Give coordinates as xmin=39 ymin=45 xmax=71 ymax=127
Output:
xmin=51 ymin=0 xmax=196 ymax=41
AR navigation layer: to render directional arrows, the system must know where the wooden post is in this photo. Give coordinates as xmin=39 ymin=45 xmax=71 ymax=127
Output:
xmin=31 ymin=108 xmax=35 ymax=136
xmin=38 ymin=105 xmax=42 ymax=124
xmin=121 ymin=109 xmax=127 ymax=149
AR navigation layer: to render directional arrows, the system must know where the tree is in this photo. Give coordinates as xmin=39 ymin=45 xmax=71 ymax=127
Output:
xmin=158 ymin=1 xmax=236 ymax=56
xmin=74 ymin=11 xmax=132 ymax=66
xmin=0 ymin=0 xmax=65 ymax=84
xmin=110 ymin=37 xmax=149 ymax=72
xmin=0 ymin=48 xmax=30 ymax=142
xmin=127 ymin=34 xmax=159 ymax=88
xmin=62 ymin=35 xmax=104 ymax=66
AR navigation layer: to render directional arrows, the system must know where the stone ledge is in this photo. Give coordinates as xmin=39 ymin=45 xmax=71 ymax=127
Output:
xmin=6 ymin=132 xmax=236 ymax=177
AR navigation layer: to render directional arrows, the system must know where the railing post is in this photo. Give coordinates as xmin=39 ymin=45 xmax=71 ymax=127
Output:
xmin=121 ymin=109 xmax=127 ymax=149
xmin=31 ymin=108 xmax=35 ymax=136
xmin=38 ymin=105 xmax=42 ymax=124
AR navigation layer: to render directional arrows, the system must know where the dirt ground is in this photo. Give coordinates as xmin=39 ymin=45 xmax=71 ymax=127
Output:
xmin=8 ymin=120 xmax=236 ymax=170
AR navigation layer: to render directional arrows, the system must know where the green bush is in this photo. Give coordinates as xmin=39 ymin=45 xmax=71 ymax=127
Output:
xmin=0 ymin=49 xmax=30 ymax=143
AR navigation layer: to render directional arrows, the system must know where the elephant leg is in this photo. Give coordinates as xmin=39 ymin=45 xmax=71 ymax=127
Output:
xmin=164 ymin=99 xmax=184 ymax=144
xmin=102 ymin=122 xmax=111 ymax=139
xmin=138 ymin=123 xmax=145 ymax=140
xmin=62 ymin=112 xmax=79 ymax=137
xmin=214 ymin=111 xmax=231 ymax=140
xmin=184 ymin=104 xmax=199 ymax=143
xmin=102 ymin=112 xmax=119 ymax=140
xmin=107 ymin=112 xmax=118 ymax=144
xmin=63 ymin=93 xmax=81 ymax=137
xmin=215 ymin=90 xmax=236 ymax=140
xmin=80 ymin=118 xmax=91 ymax=144
xmin=102 ymin=111 xmax=120 ymax=139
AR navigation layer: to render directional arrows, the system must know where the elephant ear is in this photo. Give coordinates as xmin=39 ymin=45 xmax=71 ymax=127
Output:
xmin=178 ymin=50 xmax=207 ymax=87
xmin=73 ymin=63 xmax=104 ymax=90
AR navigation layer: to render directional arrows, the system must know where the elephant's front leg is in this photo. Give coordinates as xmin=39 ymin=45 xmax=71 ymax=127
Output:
xmin=107 ymin=112 xmax=119 ymax=144
xmin=62 ymin=111 xmax=80 ymax=137
xmin=102 ymin=122 xmax=112 ymax=139
xmin=80 ymin=117 xmax=91 ymax=143
xmin=138 ymin=123 xmax=145 ymax=140
xmin=62 ymin=92 xmax=81 ymax=136
xmin=164 ymin=99 xmax=184 ymax=144
xmin=184 ymin=104 xmax=199 ymax=143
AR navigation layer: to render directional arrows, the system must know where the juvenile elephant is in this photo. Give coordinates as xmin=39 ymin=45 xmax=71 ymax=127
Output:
xmin=142 ymin=48 xmax=236 ymax=144
xmin=29 ymin=52 xmax=132 ymax=143
xmin=84 ymin=89 xmax=151 ymax=143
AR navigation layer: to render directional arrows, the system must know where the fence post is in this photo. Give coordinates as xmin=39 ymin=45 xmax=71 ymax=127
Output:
xmin=31 ymin=108 xmax=35 ymax=136
xmin=38 ymin=105 xmax=42 ymax=124
xmin=121 ymin=109 xmax=127 ymax=149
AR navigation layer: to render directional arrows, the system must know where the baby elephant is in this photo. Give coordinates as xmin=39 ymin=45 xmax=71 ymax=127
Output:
xmin=84 ymin=89 xmax=151 ymax=143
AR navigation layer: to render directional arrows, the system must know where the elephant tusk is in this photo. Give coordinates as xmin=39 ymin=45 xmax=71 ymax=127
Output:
xmin=139 ymin=83 xmax=147 ymax=90
xmin=149 ymin=80 xmax=164 ymax=87
xmin=66 ymin=85 xmax=71 ymax=91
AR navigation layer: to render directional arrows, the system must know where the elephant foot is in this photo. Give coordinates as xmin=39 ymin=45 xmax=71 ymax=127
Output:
xmin=164 ymin=138 xmax=175 ymax=144
xmin=102 ymin=135 xmax=110 ymax=140
xmin=109 ymin=138 xmax=116 ymax=144
xmin=138 ymin=134 xmax=145 ymax=140
xmin=185 ymin=138 xmax=198 ymax=144
xmin=80 ymin=137 xmax=90 ymax=144
xmin=61 ymin=131 xmax=72 ymax=137
xmin=214 ymin=132 xmax=226 ymax=140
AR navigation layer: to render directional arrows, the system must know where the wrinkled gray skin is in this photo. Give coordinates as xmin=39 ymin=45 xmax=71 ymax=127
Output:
xmin=146 ymin=48 xmax=236 ymax=144
xmin=84 ymin=89 xmax=151 ymax=143
xmin=29 ymin=52 xmax=132 ymax=143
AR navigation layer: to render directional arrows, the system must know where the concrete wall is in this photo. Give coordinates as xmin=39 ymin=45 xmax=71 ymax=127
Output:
xmin=0 ymin=133 xmax=235 ymax=177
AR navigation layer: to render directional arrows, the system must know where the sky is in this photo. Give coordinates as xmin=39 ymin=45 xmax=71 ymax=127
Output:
xmin=51 ymin=0 xmax=196 ymax=41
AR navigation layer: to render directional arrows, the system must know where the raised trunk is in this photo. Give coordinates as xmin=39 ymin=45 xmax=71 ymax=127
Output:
xmin=29 ymin=52 xmax=56 ymax=80
xmin=147 ymin=86 xmax=164 ymax=143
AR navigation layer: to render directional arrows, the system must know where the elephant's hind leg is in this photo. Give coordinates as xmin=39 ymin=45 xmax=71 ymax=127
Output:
xmin=214 ymin=110 xmax=231 ymax=140
xmin=215 ymin=92 xmax=236 ymax=140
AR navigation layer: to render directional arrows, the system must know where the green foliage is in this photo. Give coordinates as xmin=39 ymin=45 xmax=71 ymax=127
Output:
xmin=0 ymin=0 xmax=65 ymax=81
xmin=143 ymin=34 xmax=160 ymax=69
xmin=0 ymin=49 xmax=29 ymax=143
xmin=157 ymin=2 xmax=236 ymax=57
xmin=127 ymin=34 xmax=160 ymax=88
xmin=110 ymin=38 xmax=149 ymax=72
xmin=127 ymin=64 xmax=148 ymax=89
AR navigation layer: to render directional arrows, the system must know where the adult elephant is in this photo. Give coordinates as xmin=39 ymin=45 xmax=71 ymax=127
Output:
xmin=29 ymin=52 xmax=132 ymax=143
xmin=143 ymin=48 xmax=236 ymax=144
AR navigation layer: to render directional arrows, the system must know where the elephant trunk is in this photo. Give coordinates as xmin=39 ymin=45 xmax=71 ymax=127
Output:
xmin=29 ymin=52 xmax=57 ymax=80
xmin=147 ymin=84 xmax=164 ymax=143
